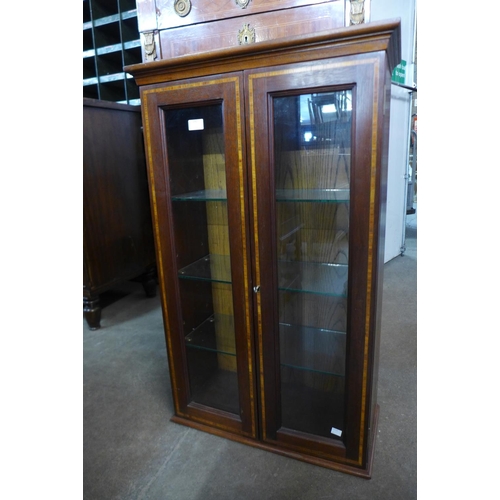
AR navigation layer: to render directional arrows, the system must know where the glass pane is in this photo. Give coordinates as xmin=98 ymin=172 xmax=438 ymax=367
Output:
xmin=165 ymin=104 xmax=240 ymax=415
xmin=274 ymin=90 xmax=352 ymax=439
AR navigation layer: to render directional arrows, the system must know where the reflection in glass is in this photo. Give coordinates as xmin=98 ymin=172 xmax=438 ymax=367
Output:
xmin=165 ymin=103 xmax=239 ymax=415
xmin=274 ymin=90 xmax=352 ymax=439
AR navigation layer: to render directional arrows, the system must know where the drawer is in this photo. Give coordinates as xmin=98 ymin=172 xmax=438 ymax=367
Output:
xmin=156 ymin=2 xmax=345 ymax=59
xmin=137 ymin=0 xmax=344 ymax=32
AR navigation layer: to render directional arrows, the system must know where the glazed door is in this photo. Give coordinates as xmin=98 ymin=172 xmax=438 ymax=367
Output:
xmin=141 ymin=74 xmax=257 ymax=438
xmin=247 ymin=54 xmax=386 ymax=468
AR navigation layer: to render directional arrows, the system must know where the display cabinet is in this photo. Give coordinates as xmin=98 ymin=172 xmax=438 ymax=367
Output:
xmin=125 ymin=19 xmax=400 ymax=477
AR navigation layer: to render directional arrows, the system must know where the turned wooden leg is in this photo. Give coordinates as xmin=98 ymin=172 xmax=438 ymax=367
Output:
xmin=141 ymin=269 xmax=157 ymax=298
xmin=84 ymin=295 xmax=101 ymax=330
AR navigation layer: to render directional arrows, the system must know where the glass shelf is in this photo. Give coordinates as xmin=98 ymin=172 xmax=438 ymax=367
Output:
xmin=280 ymin=362 xmax=343 ymax=377
xmin=185 ymin=314 xmax=236 ymax=356
xmin=172 ymin=190 xmax=227 ymax=202
xmin=278 ymin=260 xmax=348 ymax=296
xmin=280 ymin=322 xmax=346 ymax=337
xmin=178 ymin=254 xmax=232 ymax=283
xmin=276 ymin=189 xmax=349 ymax=203
xmin=279 ymin=322 xmax=346 ymax=377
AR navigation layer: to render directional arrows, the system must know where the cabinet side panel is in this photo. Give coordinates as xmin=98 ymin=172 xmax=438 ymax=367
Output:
xmin=366 ymin=55 xmax=392 ymax=465
xmin=83 ymin=101 xmax=155 ymax=294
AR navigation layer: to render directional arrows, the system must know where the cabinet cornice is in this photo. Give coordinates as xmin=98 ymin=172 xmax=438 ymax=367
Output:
xmin=125 ymin=19 xmax=401 ymax=86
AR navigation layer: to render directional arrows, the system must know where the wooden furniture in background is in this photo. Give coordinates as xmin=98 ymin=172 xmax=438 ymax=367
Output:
xmin=136 ymin=0 xmax=347 ymax=61
xmin=83 ymin=0 xmax=142 ymax=104
xmin=125 ymin=18 xmax=400 ymax=478
xmin=83 ymin=98 xmax=156 ymax=330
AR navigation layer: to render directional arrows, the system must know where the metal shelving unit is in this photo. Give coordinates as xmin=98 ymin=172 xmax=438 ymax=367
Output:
xmin=83 ymin=0 xmax=141 ymax=105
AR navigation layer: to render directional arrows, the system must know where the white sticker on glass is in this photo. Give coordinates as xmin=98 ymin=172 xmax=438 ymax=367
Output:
xmin=330 ymin=427 xmax=342 ymax=437
xmin=188 ymin=119 xmax=204 ymax=131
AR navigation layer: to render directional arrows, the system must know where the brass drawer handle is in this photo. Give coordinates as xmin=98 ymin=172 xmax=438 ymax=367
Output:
xmin=174 ymin=0 xmax=191 ymax=17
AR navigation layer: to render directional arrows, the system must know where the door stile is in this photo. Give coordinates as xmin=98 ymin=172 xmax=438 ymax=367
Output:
xmin=141 ymin=87 xmax=190 ymax=416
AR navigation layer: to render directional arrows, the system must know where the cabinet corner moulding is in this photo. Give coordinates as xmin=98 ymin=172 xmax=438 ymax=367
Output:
xmin=346 ymin=0 xmax=371 ymax=26
xmin=143 ymin=31 xmax=159 ymax=62
xmin=125 ymin=19 xmax=401 ymax=478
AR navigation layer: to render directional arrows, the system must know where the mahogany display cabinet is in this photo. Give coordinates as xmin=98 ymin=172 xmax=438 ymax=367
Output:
xmin=125 ymin=19 xmax=401 ymax=477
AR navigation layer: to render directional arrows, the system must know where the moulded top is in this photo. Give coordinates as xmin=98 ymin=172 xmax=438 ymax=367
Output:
xmin=124 ymin=18 xmax=401 ymax=87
